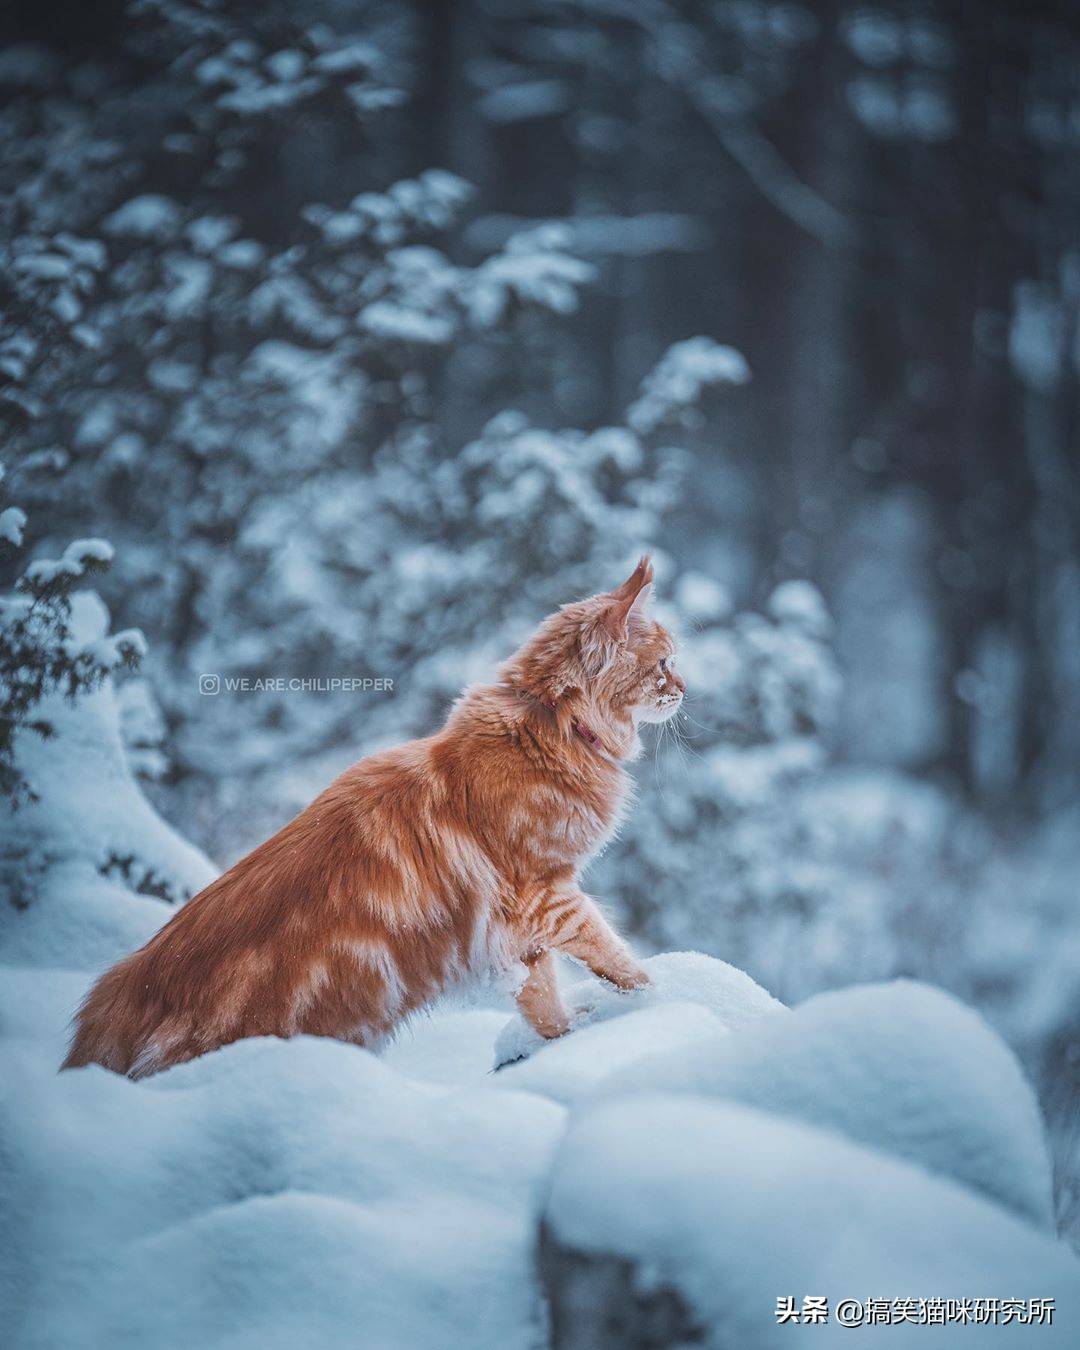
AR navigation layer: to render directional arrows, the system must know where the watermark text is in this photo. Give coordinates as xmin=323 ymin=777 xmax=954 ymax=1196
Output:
xmin=199 ymin=673 xmax=393 ymax=696
xmin=776 ymin=1296 xmax=1055 ymax=1328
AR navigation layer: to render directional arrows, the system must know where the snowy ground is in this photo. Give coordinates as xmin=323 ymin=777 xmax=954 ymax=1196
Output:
xmin=2 ymin=669 xmax=1079 ymax=1347
xmin=5 ymin=942 xmax=1079 ymax=1347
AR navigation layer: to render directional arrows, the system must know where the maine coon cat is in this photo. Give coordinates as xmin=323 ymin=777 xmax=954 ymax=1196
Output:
xmin=64 ymin=557 xmax=685 ymax=1077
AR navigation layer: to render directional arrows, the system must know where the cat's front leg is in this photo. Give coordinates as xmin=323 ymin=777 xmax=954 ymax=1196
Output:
xmin=516 ymin=949 xmax=572 ymax=1039
xmin=547 ymin=890 xmax=651 ymax=991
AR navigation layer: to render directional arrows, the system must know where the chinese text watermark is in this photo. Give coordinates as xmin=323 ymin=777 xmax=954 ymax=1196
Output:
xmin=775 ymin=1296 xmax=1054 ymax=1327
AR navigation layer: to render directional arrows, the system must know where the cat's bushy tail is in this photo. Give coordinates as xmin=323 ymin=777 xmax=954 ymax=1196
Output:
xmin=62 ymin=952 xmax=172 ymax=1079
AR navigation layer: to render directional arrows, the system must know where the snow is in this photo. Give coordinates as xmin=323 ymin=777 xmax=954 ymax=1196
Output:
xmin=219 ymin=78 xmax=320 ymax=115
xmin=161 ymin=255 xmax=213 ymax=319
xmin=265 ymin=50 xmax=306 ymax=83
xmin=5 ymin=882 xmax=1079 ymax=1346
xmin=487 ymin=954 xmax=784 ymax=1106
xmin=2 ymin=3 xmax=1077 ymax=1329
xmin=0 ymin=595 xmax=215 ymax=956
xmin=243 ymin=342 xmax=366 ymax=454
xmin=465 ymin=226 xmax=595 ymax=328
xmin=345 ymin=85 xmax=407 ymax=114
xmin=219 ymin=238 xmax=263 ymax=269
xmin=115 ymin=677 xmax=169 ymax=780
xmin=21 ymin=537 xmax=114 ymax=587
xmin=496 ymin=1002 xmax=726 ymax=1105
xmin=496 ymin=951 xmax=785 ymax=1070
xmin=147 ymin=357 xmax=197 ymax=391
xmin=465 ymin=212 xmax=711 ymax=258
xmin=599 ymin=980 xmax=1054 ymax=1230
xmin=77 ymin=627 xmax=148 ymax=669
xmin=11 ymin=251 xmax=73 ymax=280
xmin=311 ymin=40 xmax=380 ymax=76
xmin=627 ymin=336 xmax=751 ymax=435
xmin=103 ymin=195 xmax=182 ymax=239
xmin=903 ymin=81 xmax=955 ymax=141
xmin=0 ymin=504 xmax=27 ymax=545
xmin=675 ymin=569 xmax=732 ymax=622
xmin=768 ymin=578 xmax=832 ymax=638
xmin=4 ymin=1037 xmax=564 ymax=1350
xmin=382 ymin=1008 xmax=512 ymax=1087
xmin=359 ymin=299 xmax=455 ymax=345
xmin=186 ymin=216 xmax=238 ymax=254
xmin=544 ymin=1097 xmax=1080 ymax=1347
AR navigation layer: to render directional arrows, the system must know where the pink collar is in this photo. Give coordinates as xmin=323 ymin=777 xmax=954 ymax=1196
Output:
xmin=536 ymin=697 xmax=609 ymax=757
xmin=571 ymin=719 xmax=604 ymax=751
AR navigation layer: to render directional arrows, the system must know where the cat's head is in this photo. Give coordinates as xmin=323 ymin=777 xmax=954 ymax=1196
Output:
xmin=504 ymin=556 xmax=685 ymax=755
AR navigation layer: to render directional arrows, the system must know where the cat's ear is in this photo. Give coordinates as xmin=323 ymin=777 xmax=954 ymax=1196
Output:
xmin=602 ymin=555 xmax=654 ymax=642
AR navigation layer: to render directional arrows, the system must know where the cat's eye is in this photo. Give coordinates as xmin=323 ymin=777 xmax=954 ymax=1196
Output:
xmin=659 ymin=656 xmax=673 ymax=673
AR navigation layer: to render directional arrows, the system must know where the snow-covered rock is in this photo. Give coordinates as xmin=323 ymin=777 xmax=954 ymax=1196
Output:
xmin=494 ymin=1001 xmax=727 ymax=1107
xmin=598 ymin=979 xmax=1054 ymax=1230
xmin=493 ymin=950 xmax=785 ymax=1072
xmin=3 ymin=1035 xmax=564 ymax=1350
xmin=542 ymin=1096 xmax=1080 ymax=1349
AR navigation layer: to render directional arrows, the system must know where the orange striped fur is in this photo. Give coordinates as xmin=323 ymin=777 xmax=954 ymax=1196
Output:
xmin=63 ymin=558 xmax=685 ymax=1076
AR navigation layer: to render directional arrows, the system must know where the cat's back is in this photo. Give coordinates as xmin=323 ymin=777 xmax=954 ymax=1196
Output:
xmin=62 ymin=735 xmax=458 ymax=1076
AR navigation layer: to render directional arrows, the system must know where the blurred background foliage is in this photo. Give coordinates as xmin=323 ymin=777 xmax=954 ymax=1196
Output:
xmin=1 ymin=0 xmax=1078 ymax=1239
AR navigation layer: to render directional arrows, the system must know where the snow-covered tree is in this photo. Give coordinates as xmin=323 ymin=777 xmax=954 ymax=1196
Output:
xmin=0 ymin=9 xmax=601 ymax=849
xmin=0 ymin=471 xmax=143 ymax=805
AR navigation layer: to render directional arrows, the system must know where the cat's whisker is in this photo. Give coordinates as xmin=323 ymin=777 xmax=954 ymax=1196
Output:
xmin=662 ymin=710 xmax=692 ymax=777
xmin=654 ymin=718 xmax=669 ymax=795
xmin=674 ymin=711 xmax=699 ymax=766
xmin=676 ymin=703 xmax=720 ymax=737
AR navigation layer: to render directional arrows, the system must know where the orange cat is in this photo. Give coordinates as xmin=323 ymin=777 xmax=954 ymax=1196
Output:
xmin=63 ymin=558 xmax=684 ymax=1077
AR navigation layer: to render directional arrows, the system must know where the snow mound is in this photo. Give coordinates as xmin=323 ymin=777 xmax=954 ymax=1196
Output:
xmin=0 ymin=597 xmax=214 ymax=902
xmin=599 ymin=979 xmax=1054 ymax=1230
xmin=494 ymin=1001 xmax=726 ymax=1107
xmin=0 ymin=594 xmax=215 ymax=972
xmin=0 ymin=863 xmax=172 ymax=978
xmin=543 ymin=1096 xmax=1080 ymax=1348
xmin=382 ymin=1007 xmax=511 ymax=1087
xmin=493 ymin=950 xmax=785 ymax=1070
xmin=3 ymin=1034 xmax=564 ymax=1350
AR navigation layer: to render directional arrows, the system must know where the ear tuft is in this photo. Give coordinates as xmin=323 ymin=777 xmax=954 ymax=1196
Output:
xmin=613 ymin=556 xmax=654 ymax=597
xmin=603 ymin=555 xmax=655 ymax=642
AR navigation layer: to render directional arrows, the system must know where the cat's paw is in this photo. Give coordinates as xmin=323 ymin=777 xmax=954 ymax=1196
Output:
xmin=536 ymin=1017 xmax=572 ymax=1040
xmin=615 ymin=966 xmax=651 ymax=991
